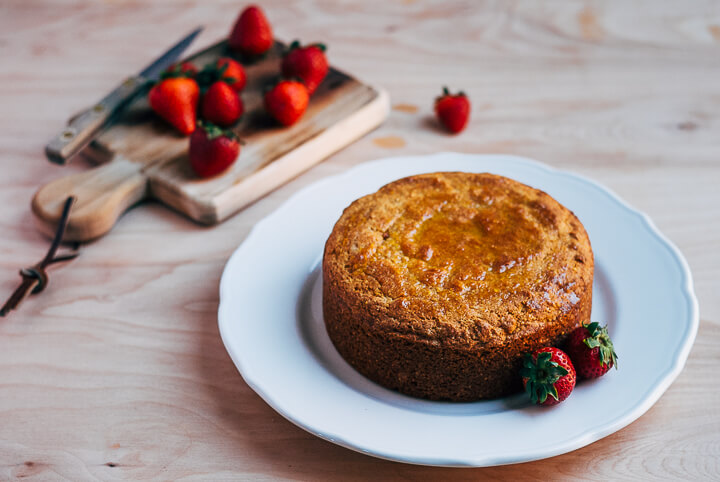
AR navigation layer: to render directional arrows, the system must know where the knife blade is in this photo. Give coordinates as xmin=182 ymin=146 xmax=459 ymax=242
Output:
xmin=45 ymin=26 xmax=203 ymax=164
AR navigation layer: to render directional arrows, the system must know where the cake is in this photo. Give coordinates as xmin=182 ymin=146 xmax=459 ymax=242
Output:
xmin=322 ymin=172 xmax=593 ymax=401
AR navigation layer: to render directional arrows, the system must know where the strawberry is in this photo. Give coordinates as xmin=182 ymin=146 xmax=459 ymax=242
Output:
xmin=201 ymin=81 xmax=244 ymax=127
xmin=216 ymin=57 xmax=247 ymax=91
xmin=281 ymin=41 xmax=328 ymax=95
xmin=566 ymin=322 xmax=618 ymax=379
xmin=189 ymin=122 xmax=240 ymax=178
xmin=148 ymin=77 xmax=199 ymax=135
xmin=434 ymin=86 xmax=470 ymax=134
xmin=229 ymin=5 xmax=273 ymax=56
xmin=195 ymin=58 xmax=246 ymax=92
xmin=521 ymin=347 xmax=576 ymax=406
xmin=264 ymin=80 xmax=309 ymax=126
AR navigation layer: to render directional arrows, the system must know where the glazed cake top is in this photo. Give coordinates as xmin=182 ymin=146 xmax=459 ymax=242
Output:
xmin=323 ymin=172 xmax=593 ymax=348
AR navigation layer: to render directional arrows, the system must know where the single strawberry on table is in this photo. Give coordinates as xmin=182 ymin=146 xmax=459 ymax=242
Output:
xmin=281 ymin=41 xmax=328 ymax=95
xmin=189 ymin=121 xmax=241 ymax=178
xmin=264 ymin=79 xmax=309 ymax=126
xmin=148 ymin=76 xmax=199 ymax=135
xmin=434 ymin=86 xmax=470 ymax=134
xmin=566 ymin=321 xmax=618 ymax=379
xmin=521 ymin=347 xmax=576 ymax=406
xmin=201 ymin=80 xmax=244 ymax=127
xmin=229 ymin=5 xmax=273 ymax=56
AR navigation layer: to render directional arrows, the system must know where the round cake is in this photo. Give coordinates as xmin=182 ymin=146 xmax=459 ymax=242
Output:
xmin=322 ymin=172 xmax=594 ymax=401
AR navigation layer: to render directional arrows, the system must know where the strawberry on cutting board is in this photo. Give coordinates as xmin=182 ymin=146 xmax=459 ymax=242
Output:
xmin=434 ymin=86 xmax=470 ymax=134
xmin=148 ymin=77 xmax=199 ymax=135
xmin=201 ymin=81 xmax=244 ymax=127
xmin=264 ymin=80 xmax=309 ymax=126
xmin=229 ymin=5 xmax=273 ymax=56
xmin=197 ymin=58 xmax=247 ymax=92
xmin=281 ymin=41 xmax=328 ymax=95
xmin=216 ymin=57 xmax=247 ymax=91
xmin=189 ymin=122 xmax=240 ymax=178
xmin=566 ymin=322 xmax=618 ymax=379
xmin=521 ymin=347 xmax=576 ymax=406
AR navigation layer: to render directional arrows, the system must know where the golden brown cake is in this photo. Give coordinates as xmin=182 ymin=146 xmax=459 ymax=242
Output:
xmin=322 ymin=172 xmax=593 ymax=401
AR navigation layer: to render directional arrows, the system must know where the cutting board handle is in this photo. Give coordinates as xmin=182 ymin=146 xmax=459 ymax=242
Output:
xmin=32 ymin=158 xmax=148 ymax=242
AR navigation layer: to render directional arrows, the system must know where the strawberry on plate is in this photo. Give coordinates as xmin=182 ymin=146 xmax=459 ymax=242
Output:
xmin=566 ymin=322 xmax=618 ymax=379
xmin=201 ymin=81 xmax=244 ymax=127
xmin=281 ymin=41 xmax=328 ymax=95
xmin=434 ymin=86 xmax=470 ymax=134
xmin=148 ymin=77 xmax=199 ymax=135
xmin=521 ymin=347 xmax=576 ymax=406
xmin=189 ymin=121 xmax=240 ymax=178
xmin=229 ymin=5 xmax=273 ymax=56
xmin=264 ymin=79 xmax=309 ymax=126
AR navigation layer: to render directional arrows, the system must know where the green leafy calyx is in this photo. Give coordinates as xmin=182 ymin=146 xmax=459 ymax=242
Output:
xmin=195 ymin=62 xmax=242 ymax=92
xmin=287 ymin=40 xmax=326 ymax=54
xmin=520 ymin=351 xmax=568 ymax=404
xmin=436 ymin=86 xmax=467 ymax=103
xmin=160 ymin=63 xmax=195 ymax=80
xmin=582 ymin=322 xmax=619 ymax=369
xmin=198 ymin=121 xmax=238 ymax=141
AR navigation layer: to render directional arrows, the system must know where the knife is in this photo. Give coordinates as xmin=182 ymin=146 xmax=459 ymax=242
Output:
xmin=45 ymin=26 xmax=203 ymax=164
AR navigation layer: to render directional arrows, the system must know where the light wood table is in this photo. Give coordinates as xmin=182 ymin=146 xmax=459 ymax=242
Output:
xmin=1 ymin=1 xmax=718 ymax=479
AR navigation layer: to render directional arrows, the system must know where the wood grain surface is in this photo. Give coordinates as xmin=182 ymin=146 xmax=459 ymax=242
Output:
xmin=1 ymin=0 xmax=719 ymax=480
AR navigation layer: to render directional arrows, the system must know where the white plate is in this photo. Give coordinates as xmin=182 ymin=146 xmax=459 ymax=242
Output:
xmin=218 ymin=153 xmax=698 ymax=467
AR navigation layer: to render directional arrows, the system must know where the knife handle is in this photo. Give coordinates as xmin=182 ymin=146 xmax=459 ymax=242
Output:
xmin=45 ymin=75 xmax=147 ymax=164
xmin=32 ymin=157 xmax=149 ymax=242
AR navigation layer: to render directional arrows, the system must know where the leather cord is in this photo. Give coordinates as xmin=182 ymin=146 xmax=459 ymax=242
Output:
xmin=1 ymin=196 xmax=80 ymax=317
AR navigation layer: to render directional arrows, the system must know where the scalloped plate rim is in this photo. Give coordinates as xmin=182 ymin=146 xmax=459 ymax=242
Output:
xmin=218 ymin=152 xmax=698 ymax=467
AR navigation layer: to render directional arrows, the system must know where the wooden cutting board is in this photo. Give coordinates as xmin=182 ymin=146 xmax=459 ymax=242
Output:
xmin=32 ymin=39 xmax=389 ymax=242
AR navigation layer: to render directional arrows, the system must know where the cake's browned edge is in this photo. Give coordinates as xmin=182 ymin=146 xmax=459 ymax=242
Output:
xmin=322 ymin=271 xmax=591 ymax=401
xmin=322 ymin=172 xmax=594 ymax=401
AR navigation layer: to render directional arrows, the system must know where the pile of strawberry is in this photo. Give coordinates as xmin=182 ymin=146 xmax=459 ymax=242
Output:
xmin=147 ymin=5 xmax=329 ymax=178
xmin=521 ymin=321 xmax=618 ymax=406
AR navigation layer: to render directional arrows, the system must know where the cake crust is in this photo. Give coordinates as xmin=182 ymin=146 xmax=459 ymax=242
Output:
xmin=322 ymin=172 xmax=593 ymax=401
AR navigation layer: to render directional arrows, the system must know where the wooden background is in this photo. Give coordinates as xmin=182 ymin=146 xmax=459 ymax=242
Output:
xmin=1 ymin=0 xmax=719 ymax=479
